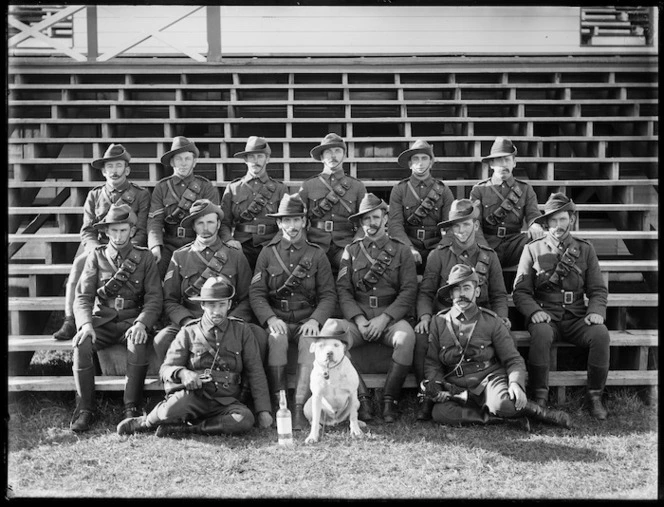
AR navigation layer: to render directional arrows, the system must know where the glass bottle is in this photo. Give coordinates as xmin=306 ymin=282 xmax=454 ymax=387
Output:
xmin=276 ymin=389 xmax=293 ymax=446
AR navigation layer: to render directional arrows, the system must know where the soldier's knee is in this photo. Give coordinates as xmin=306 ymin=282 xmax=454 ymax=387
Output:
xmin=127 ymin=341 xmax=148 ymax=364
xmin=587 ymin=324 xmax=610 ymax=347
xmin=529 ymin=322 xmax=555 ymax=346
xmin=229 ymin=408 xmax=255 ymax=434
xmin=431 ymin=401 xmax=463 ymax=426
xmin=73 ymin=340 xmax=94 ymax=369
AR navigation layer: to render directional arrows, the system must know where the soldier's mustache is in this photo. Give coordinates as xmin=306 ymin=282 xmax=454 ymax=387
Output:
xmin=454 ymin=296 xmax=472 ymax=304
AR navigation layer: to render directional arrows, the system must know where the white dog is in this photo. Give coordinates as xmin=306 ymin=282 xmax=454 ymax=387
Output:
xmin=304 ymin=333 xmax=365 ymax=444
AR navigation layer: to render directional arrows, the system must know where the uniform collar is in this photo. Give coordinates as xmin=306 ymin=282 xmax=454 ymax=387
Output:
xmin=172 ymin=173 xmax=195 ymax=186
xmin=105 ymin=180 xmax=130 ymax=193
xmin=191 ymin=236 xmax=223 ymax=252
xmin=242 ymin=171 xmax=269 ymax=184
xmin=490 ymin=174 xmax=515 ymax=187
xmin=280 ymin=233 xmax=305 ymax=250
xmin=363 ymin=233 xmax=389 ymax=249
xmin=409 ymin=173 xmax=433 ymax=186
xmin=107 ymin=241 xmax=133 ymax=261
xmin=321 ymin=167 xmax=345 ymax=180
xmin=450 ymin=303 xmax=479 ymax=322
xmin=546 ymin=231 xmax=571 ymax=251
xmin=200 ymin=314 xmax=229 ymax=336
xmin=450 ymin=239 xmax=479 ymax=258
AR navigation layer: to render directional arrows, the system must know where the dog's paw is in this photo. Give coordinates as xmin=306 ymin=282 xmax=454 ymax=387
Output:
xmin=349 ymin=424 xmax=364 ymax=438
xmin=304 ymin=435 xmax=319 ymax=444
xmin=358 ymin=421 xmax=367 ymax=429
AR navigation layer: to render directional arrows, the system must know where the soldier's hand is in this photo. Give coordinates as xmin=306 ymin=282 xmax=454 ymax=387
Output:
xmin=227 ymin=240 xmax=242 ymax=250
xmin=410 ymin=247 xmax=422 ymax=265
xmin=365 ymin=314 xmax=390 ymax=341
xmin=432 ymin=391 xmax=451 ymax=403
xmin=300 ymin=319 xmax=320 ymax=337
xmin=126 ymin=322 xmax=148 ymax=344
xmin=528 ymin=222 xmax=546 ymax=240
xmin=267 ymin=317 xmax=288 ymax=335
xmin=508 ymin=382 xmax=527 ymax=410
xmin=257 ymin=411 xmax=273 ymax=428
xmin=501 ymin=317 xmax=512 ymax=330
xmin=414 ymin=316 xmax=431 ymax=334
xmin=584 ymin=313 xmax=604 ymax=326
xmin=150 ymin=246 xmax=162 ymax=262
xmin=72 ymin=324 xmax=95 ymax=348
xmin=531 ymin=311 xmax=551 ymax=324
xmin=179 ymin=369 xmax=202 ymax=391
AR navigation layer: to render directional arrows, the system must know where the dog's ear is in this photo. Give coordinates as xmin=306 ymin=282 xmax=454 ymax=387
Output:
xmin=309 ymin=341 xmax=317 ymax=353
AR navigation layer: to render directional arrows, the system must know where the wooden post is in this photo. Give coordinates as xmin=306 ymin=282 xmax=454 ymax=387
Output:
xmin=207 ymin=6 xmax=221 ymax=62
xmin=86 ymin=5 xmax=98 ymax=61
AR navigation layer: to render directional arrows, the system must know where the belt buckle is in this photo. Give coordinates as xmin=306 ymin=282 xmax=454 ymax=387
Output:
xmin=369 ymin=296 xmax=378 ymax=308
xmin=177 ymin=226 xmax=186 ymax=238
xmin=416 ymin=229 xmax=426 ymax=241
xmin=497 ymin=226 xmax=507 ymax=238
xmin=114 ymin=297 xmax=125 ymax=311
xmin=324 ymin=220 xmax=334 ymax=232
xmin=280 ymin=300 xmax=289 ymax=312
xmin=257 ymin=224 xmax=266 ymax=235
xmin=454 ymin=365 xmax=464 ymax=377
xmin=563 ymin=291 xmax=574 ymax=304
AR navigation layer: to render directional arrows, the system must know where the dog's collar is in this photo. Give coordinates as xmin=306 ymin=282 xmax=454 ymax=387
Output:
xmin=315 ymin=355 xmax=347 ymax=380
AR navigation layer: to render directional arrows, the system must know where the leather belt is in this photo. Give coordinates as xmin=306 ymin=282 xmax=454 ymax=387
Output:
xmin=535 ymin=290 xmax=584 ymax=304
xmin=452 ymin=358 xmax=497 ymax=378
xmin=100 ymin=297 xmax=140 ymax=311
xmin=483 ymin=224 xmax=521 ymax=238
xmin=208 ymin=370 xmax=241 ymax=388
xmin=270 ymin=299 xmax=315 ymax=312
xmin=355 ymin=293 xmax=397 ymax=309
xmin=310 ymin=219 xmax=355 ymax=232
xmin=405 ymin=225 xmax=440 ymax=241
xmin=235 ymin=223 xmax=278 ymax=235
xmin=164 ymin=222 xmax=196 ymax=239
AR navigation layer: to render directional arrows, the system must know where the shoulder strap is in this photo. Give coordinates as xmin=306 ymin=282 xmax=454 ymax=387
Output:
xmin=96 ymin=248 xmax=141 ymax=300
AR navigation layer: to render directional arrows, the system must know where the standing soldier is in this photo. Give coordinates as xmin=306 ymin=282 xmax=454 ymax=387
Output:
xmin=220 ymin=136 xmax=287 ymax=271
xmin=388 ymin=139 xmax=454 ymax=272
xmin=413 ymin=198 xmax=509 ymax=421
xmin=335 ymin=193 xmax=418 ymax=423
xmin=148 ymin=136 xmax=219 ymax=278
xmin=298 ymin=133 xmax=366 ymax=274
xmin=117 ymin=277 xmax=272 ymax=437
xmin=250 ymin=193 xmax=338 ymax=430
xmin=153 ymin=199 xmax=267 ymax=366
xmin=53 ymin=144 xmax=150 ymax=341
xmin=70 ymin=204 xmax=162 ymax=432
xmin=513 ymin=193 xmax=610 ymax=420
xmin=470 ymin=137 xmax=545 ymax=270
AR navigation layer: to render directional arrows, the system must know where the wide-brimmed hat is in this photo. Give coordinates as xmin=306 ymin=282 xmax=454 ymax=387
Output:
xmin=436 ymin=264 xmax=480 ymax=301
xmin=316 ymin=318 xmax=350 ymax=347
xmin=91 ymin=144 xmax=131 ymax=170
xmin=266 ymin=193 xmax=307 ymax=218
xmin=189 ymin=276 xmax=236 ymax=302
xmin=481 ymin=137 xmax=517 ymax=162
xmin=437 ymin=199 xmax=480 ymax=229
xmin=180 ymin=199 xmax=224 ymax=229
xmin=161 ymin=136 xmax=200 ymax=166
xmin=93 ymin=203 xmax=137 ymax=228
xmin=310 ymin=133 xmax=347 ymax=161
xmin=348 ymin=193 xmax=388 ymax=223
xmin=397 ymin=139 xmax=435 ymax=168
xmin=234 ymin=136 xmax=272 ymax=158
xmin=533 ymin=192 xmax=577 ymax=225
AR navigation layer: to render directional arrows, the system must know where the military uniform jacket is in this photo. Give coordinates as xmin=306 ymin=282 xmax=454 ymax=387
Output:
xmin=81 ymin=180 xmax=150 ymax=250
xmin=220 ymin=172 xmax=287 ymax=247
xmin=163 ymin=237 xmax=254 ymax=326
xmin=147 ymin=173 xmax=219 ymax=250
xmin=512 ymin=233 xmax=608 ymax=322
xmin=250 ymin=233 xmax=337 ymax=325
xmin=388 ymin=174 xmax=454 ymax=250
xmin=336 ymin=235 xmax=417 ymax=323
xmin=160 ymin=315 xmax=271 ymax=414
xmin=417 ymin=240 xmax=508 ymax=319
xmin=425 ymin=305 xmax=526 ymax=391
xmin=469 ymin=176 xmax=540 ymax=249
xmin=298 ymin=168 xmax=366 ymax=251
xmin=73 ymin=242 xmax=163 ymax=330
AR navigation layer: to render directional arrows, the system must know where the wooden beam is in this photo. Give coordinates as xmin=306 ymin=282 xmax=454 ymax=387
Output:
xmin=86 ymin=5 xmax=98 ymax=61
xmin=206 ymin=6 xmax=221 ymax=62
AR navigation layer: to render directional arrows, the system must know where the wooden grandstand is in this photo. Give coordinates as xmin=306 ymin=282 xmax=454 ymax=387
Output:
xmin=7 ymin=6 xmax=658 ymax=404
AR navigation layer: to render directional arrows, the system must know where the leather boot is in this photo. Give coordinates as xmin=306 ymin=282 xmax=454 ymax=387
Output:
xmin=520 ymin=400 xmax=572 ymax=428
xmin=117 ymin=415 xmax=152 ymax=435
xmin=155 ymin=422 xmax=197 ymax=438
xmin=415 ymin=382 xmax=433 ymax=422
xmin=124 ymin=362 xmax=149 ymax=414
xmin=73 ymin=367 xmax=96 ymax=414
xmin=53 ymin=315 xmax=76 ymax=341
xmin=587 ymin=365 xmax=609 ymax=420
xmin=292 ymin=364 xmax=313 ymax=431
xmin=356 ymin=373 xmax=374 ymax=422
xmin=237 ymin=379 xmax=252 ymax=406
xmin=528 ymin=363 xmax=550 ymax=408
xmin=266 ymin=365 xmax=288 ymax=414
xmin=70 ymin=410 xmax=94 ymax=432
xmin=382 ymin=361 xmax=410 ymax=423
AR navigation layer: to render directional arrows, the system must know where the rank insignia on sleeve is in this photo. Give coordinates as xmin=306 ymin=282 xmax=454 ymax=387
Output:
xmin=337 ymin=266 xmax=347 ymax=281
xmin=164 ymin=270 xmax=174 ymax=281
xmin=251 ymin=272 xmax=262 ymax=284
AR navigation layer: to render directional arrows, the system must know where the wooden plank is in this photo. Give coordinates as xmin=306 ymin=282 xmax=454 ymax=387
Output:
xmin=8 ymin=264 xmax=72 ymax=275
xmin=548 ymin=370 xmax=658 ymax=387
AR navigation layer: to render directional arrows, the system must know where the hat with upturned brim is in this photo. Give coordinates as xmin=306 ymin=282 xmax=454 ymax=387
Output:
xmin=397 ymin=139 xmax=435 ymax=168
xmin=91 ymin=144 xmax=131 ymax=170
xmin=436 ymin=264 xmax=480 ymax=302
xmin=533 ymin=192 xmax=577 ymax=225
xmin=93 ymin=203 xmax=137 ymax=228
xmin=266 ymin=193 xmax=307 ymax=218
xmin=161 ymin=136 xmax=200 ymax=166
xmin=180 ymin=199 xmax=224 ymax=229
xmin=316 ymin=318 xmax=350 ymax=347
xmin=234 ymin=136 xmax=272 ymax=158
xmin=481 ymin=137 xmax=517 ymax=162
xmin=310 ymin=133 xmax=347 ymax=161
xmin=189 ymin=276 xmax=236 ymax=302
xmin=437 ymin=199 xmax=480 ymax=229
xmin=348 ymin=193 xmax=388 ymax=223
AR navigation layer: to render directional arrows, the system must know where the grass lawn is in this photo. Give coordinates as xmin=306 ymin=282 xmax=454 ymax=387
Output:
xmin=6 ymin=383 xmax=658 ymax=499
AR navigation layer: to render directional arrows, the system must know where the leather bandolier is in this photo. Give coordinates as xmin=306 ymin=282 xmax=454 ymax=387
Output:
xmin=405 ymin=180 xmax=447 ymax=227
xmin=484 ymin=183 xmax=525 ymax=237
xmin=269 ymin=247 xmax=316 ymax=311
xmin=535 ymin=241 xmax=583 ymax=303
xmin=183 ymin=249 xmax=230 ymax=298
xmin=356 ymin=240 xmax=397 ymax=293
xmin=97 ymin=248 xmax=143 ymax=310
xmin=310 ymin=175 xmax=353 ymax=218
xmin=164 ymin=178 xmax=203 ymax=238
xmin=93 ymin=186 xmax=139 ymax=242
xmin=238 ymin=180 xmax=278 ymax=222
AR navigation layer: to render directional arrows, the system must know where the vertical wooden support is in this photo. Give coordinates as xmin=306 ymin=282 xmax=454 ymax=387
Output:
xmin=86 ymin=5 xmax=98 ymax=61
xmin=206 ymin=6 xmax=221 ymax=62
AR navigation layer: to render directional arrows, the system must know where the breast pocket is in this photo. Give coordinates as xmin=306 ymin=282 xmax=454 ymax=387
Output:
xmin=223 ymin=343 xmax=242 ymax=372
xmin=266 ymin=265 xmax=285 ymax=288
xmin=162 ymin=193 xmax=179 ymax=209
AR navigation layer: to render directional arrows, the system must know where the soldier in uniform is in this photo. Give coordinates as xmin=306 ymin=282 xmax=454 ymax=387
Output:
xmin=249 ymin=193 xmax=338 ymax=430
xmin=388 ymin=139 xmax=454 ymax=273
xmin=470 ymin=137 xmax=545 ymax=270
xmin=335 ymin=193 xmax=418 ymax=423
xmin=117 ymin=277 xmax=273 ymax=437
xmin=70 ymin=204 xmax=162 ymax=432
xmin=298 ymin=133 xmax=366 ymax=274
xmin=413 ymin=199 xmax=509 ymax=421
xmin=148 ymin=136 xmax=220 ymax=278
xmin=220 ymin=136 xmax=287 ymax=271
xmin=153 ymin=199 xmax=267 ymax=367
xmin=53 ymin=144 xmax=150 ymax=341
xmin=424 ymin=264 xmax=571 ymax=430
xmin=513 ymin=193 xmax=610 ymax=420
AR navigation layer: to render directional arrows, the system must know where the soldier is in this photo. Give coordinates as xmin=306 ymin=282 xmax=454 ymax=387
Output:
xmin=153 ymin=199 xmax=267 ymax=367
xmin=424 ymin=264 xmax=570 ymax=430
xmin=413 ymin=199 xmax=509 ymax=421
xmin=513 ymin=193 xmax=610 ymax=420
xmin=249 ymin=193 xmax=338 ymax=430
xmin=53 ymin=144 xmax=150 ymax=341
xmin=148 ymin=136 xmax=219 ymax=278
xmin=70 ymin=204 xmax=162 ymax=432
xmin=388 ymin=139 xmax=454 ymax=272
xmin=470 ymin=137 xmax=545 ymax=270
xmin=335 ymin=193 xmax=418 ymax=423
xmin=220 ymin=136 xmax=287 ymax=271
xmin=117 ymin=277 xmax=272 ymax=437
xmin=298 ymin=133 xmax=366 ymax=273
